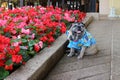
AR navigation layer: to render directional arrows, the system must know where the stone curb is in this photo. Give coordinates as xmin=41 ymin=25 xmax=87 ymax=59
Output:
xmin=83 ymin=15 xmax=94 ymax=28
xmin=5 ymin=15 xmax=93 ymax=80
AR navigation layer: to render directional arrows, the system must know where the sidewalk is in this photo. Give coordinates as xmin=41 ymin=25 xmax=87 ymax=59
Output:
xmin=44 ymin=19 xmax=120 ymax=80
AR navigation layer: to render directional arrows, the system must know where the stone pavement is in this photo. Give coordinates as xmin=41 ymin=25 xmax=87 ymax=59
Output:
xmin=44 ymin=19 xmax=120 ymax=80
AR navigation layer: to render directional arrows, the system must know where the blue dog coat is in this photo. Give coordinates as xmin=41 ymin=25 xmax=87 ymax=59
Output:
xmin=66 ymin=30 xmax=96 ymax=50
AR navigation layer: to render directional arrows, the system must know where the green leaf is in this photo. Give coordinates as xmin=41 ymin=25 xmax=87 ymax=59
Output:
xmin=0 ymin=67 xmax=9 ymax=79
xmin=19 ymin=49 xmax=31 ymax=62
xmin=25 ymin=25 xmax=36 ymax=30
xmin=0 ymin=30 xmax=4 ymax=34
xmin=10 ymin=14 xmax=16 ymax=17
xmin=23 ymin=35 xmax=29 ymax=39
xmin=5 ymin=60 xmax=13 ymax=65
xmin=10 ymin=39 xmax=20 ymax=43
xmin=28 ymin=51 xmax=36 ymax=56
xmin=28 ymin=47 xmax=33 ymax=51
xmin=4 ymin=32 xmax=12 ymax=38
xmin=21 ymin=39 xmax=28 ymax=43
xmin=34 ymin=39 xmax=39 ymax=43
xmin=28 ymin=40 xmax=35 ymax=47
xmin=25 ymin=26 xmax=29 ymax=29
xmin=16 ymin=28 xmax=21 ymax=33
xmin=51 ymin=15 xmax=56 ymax=21
xmin=32 ymin=30 xmax=36 ymax=33
xmin=43 ymin=42 xmax=48 ymax=48
xmin=30 ymin=26 xmax=36 ymax=29
xmin=23 ymin=54 xmax=31 ymax=62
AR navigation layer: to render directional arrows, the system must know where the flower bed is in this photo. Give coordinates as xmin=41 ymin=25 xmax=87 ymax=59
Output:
xmin=0 ymin=6 xmax=86 ymax=79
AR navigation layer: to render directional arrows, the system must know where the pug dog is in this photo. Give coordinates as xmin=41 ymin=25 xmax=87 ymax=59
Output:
xmin=66 ymin=22 xmax=98 ymax=59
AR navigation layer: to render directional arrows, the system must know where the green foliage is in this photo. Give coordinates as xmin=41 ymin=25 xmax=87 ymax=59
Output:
xmin=4 ymin=32 xmax=12 ymax=38
xmin=54 ymin=26 xmax=61 ymax=39
xmin=0 ymin=67 xmax=9 ymax=80
xmin=21 ymin=39 xmax=27 ymax=43
xmin=19 ymin=49 xmax=31 ymax=62
xmin=5 ymin=60 xmax=13 ymax=66
xmin=28 ymin=40 xmax=35 ymax=47
xmin=61 ymin=19 xmax=71 ymax=29
xmin=51 ymin=15 xmax=56 ymax=21
xmin=11 ymin=39 xmax=20 ymax=43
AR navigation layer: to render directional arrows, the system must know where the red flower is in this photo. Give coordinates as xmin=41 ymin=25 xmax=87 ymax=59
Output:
xmin=14 ymin=46 xmax=20 ymax=54
xmin=7 ymin=46 xmax=20 ymax=55
xmin=0 ymin=35 xmax=10 ymax=44
xmin=0 ymin=53 xmax=5 ymax=60
xmin=40 ymin=36 xmax=48 ymax=42
xmin=22 ymin=61 xmax=26 ymax=65
xmin=8 ymin=49 xmax=17 ymax=55
xmin=12 ymin=55 xmax=22 ymax=64
xmin=0 ymin=45 xmax=5 ymax=52
xmin=61 ymin=26 xmax=66 ymax=33
xmin=5 ymin=64 xmax=13 ymax=71
xmin=0 ymin=60 xmax=5 ymax=67
xmin=34 ymin=44 xmax=40 ymax=52
xmin=48 ymin=36 xmax=55 ymax=43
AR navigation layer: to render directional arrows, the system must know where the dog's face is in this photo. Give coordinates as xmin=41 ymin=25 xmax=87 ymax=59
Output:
xmin=67 ymin=22 xmax=85 ymax=41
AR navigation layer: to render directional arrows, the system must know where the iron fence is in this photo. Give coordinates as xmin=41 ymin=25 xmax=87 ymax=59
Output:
xmin=0 ymin=0 xmax=99 ymax=12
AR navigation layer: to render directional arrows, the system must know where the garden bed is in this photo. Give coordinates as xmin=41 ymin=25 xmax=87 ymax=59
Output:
xmin=0 ymin=6 xmax=87 ymax=80
xmin=5 ymin=14 xmax=93 ymax=80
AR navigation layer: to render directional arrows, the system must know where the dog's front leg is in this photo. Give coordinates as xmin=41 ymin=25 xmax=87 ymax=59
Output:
xmin=77 ymin=46 xmax=86 ymax=59
xmin=67 ymin=48 xmax=75 ymax=57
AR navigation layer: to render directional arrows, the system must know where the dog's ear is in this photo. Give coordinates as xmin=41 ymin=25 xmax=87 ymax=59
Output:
xmin=68 ymin=23 xmax=74 ymax=30
xmin=69 ymin=23 xmax=76 ymax=31
xmin=68 ymin=24 xmax=72 ymax=30
xmin=78 ymin=22 xmax=85 ymax=28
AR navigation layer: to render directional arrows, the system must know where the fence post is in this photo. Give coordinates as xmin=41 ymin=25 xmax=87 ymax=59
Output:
xmin=47 ymin=0 xmax=50 ymax=6
xmin=20 ymin=0 xmax=24 ymax=7
xmin=62 ymin=0 xmax=64 ymax=8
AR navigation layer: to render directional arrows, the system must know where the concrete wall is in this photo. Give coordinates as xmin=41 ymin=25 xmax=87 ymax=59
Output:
xmin=99 ymin=0 xmax=110 ymax=15
xmin=99 ymin=0 xmax=120 ymax=15
xmin=109 ymin=0 xmax=120 ymax=15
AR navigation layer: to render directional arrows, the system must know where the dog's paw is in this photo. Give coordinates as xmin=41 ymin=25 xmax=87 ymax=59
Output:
xmin=67 ymin=53 xmax=74 ymax=57
xmin=77 ymin=56 xmax=83 ymax=60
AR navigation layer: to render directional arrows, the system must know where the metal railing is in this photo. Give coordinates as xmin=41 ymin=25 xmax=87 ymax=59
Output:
xmin=0 ymin=0 xmax=99 ymax=12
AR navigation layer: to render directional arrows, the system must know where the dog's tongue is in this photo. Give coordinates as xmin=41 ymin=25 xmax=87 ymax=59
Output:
xmin=77 ymin=31 xmax=81 ymax=33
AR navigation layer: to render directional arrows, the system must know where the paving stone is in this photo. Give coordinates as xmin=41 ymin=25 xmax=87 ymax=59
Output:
xmin=112 ymin=74 xmax=120 ymax=80
xmin=82 ymin=56 xmax=110 ymax=68
xmin=80 ymin=73 xmax=110 ymax=80
xmin=45 ymin=63 xmax=110 ymax=80
xmin=113 ymin=38 xmax=120 ymax=42
xmin=59 ymin=49 xmax=110 ymax=65
xmin=112 ymin=49 xmax=120 ymax=56
xmin=49 ymin=56 xmax=110 ymax=75
xmin=59 ymin=55 xmax=78 ymax=64
xmin=70 ymin=63 xmax=110 ymax=80
xmin=111 ymin=56 xmax=120 ymax=76
xmin=112 ymin=21 xmax=120 ymax=80
xmin=97 ymin=44 xmax=111 ymax=50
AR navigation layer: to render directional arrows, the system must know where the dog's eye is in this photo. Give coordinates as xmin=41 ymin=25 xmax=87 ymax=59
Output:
xmin=73 ymin=32 xmax=77 ymax=34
